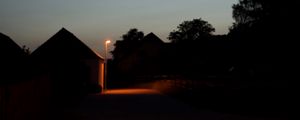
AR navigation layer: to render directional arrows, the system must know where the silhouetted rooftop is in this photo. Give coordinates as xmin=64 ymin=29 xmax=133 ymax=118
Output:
xmin=0 ymin=32 xmax=24 ymax=59
xmin=31 ymin=28 xmax=103 ymax=60
xmin=0 ymin=33 xmax=26 ymax=85
xmin=142 ymin=32 xmax=164 ymax=44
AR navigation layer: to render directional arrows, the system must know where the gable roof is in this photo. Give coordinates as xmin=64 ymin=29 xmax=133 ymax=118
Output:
xmin=0 ymin=33 xmax=24 ymax=59
xmin=142 ymin=33 xmax=164 ymax=44
xmin=31 ymin=28 xmax=103 ymax=60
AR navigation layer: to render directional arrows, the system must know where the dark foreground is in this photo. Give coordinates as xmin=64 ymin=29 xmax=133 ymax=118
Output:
xmin=48 ymin=89 xmax=283 ymax=120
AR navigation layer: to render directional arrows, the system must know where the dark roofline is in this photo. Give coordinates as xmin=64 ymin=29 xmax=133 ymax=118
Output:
xmin=0 ymin=32 xmax=25 ymax=57
xmin=142 ymin=32 xmax=164 ymax=43
xmin=0 ymin=32 xmax=22 ymax=49
xmin=31 ymin=28 xmax=104 ymax=60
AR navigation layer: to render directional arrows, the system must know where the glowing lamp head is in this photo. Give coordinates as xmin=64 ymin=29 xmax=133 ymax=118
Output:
xmin=105 ymin=40 xmax=111 ymax=44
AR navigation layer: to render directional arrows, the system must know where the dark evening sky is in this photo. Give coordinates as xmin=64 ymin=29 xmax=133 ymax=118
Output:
xmin=0 ymin=0 xmax=237 ymax=56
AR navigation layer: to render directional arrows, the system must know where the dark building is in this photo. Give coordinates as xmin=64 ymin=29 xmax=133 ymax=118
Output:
xmin=118 ymin=33 xmax=164 ymax=74
xmin=0 ymin=33 xmax=34 ymax=120
xmin=0 ymin=33 xmax=26 ymax=85
xmin=1 ymin=29 xmax=105 ymax=120
xmin=110 ymin=33 xmax=169 ymax=86
xmin=31 ymin=28 xmax=105 ymax=95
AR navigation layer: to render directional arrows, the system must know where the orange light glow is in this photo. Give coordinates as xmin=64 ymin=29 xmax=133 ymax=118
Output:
xmin=103 ymin=89 xmax=159 ymax=95
xmin=105 ymin=40 xmax=111 ymax=44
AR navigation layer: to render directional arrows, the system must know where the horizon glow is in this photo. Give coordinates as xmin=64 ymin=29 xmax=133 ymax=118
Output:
xmin=0 ymin=0 xmax=237 ymax=57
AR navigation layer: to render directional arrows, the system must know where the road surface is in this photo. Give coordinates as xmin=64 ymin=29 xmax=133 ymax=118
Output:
xmin=54 ymin=89 xmax=270 ymax=120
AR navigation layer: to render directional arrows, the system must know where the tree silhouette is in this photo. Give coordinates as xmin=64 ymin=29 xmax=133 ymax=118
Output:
xmin=168 ymin=18 xmax=215 ymax=43
xmin=230 ymin=0 xmax=290 ymax=35
xmin=232 ymin=0 xmax=264 ymax=25
xmin=228 ymin=0 xmax=292 ymax=88
xmin=111 ymin=28 xmax=144 ymax=61
xmin=122 ymin=28 xmax=144 ymax=42
xmin=22 ymin=45 xmax=31 ymax=55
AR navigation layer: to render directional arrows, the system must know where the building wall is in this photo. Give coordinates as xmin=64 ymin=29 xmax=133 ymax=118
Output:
xmin=0 ymin=74 xmax=51 ymax=120
xmin=84 ymin=59 xmax=104 ymax=91
xmin=99 ymin=62 xmax=104 ymax=90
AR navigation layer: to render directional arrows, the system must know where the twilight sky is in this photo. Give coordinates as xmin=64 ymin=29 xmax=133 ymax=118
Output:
xmin=0 ymin=0 xmax=237 ymax=57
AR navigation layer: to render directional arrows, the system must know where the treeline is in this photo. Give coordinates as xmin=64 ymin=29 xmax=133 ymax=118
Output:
xmin=109 ymin=0 xmax=291 ymax=89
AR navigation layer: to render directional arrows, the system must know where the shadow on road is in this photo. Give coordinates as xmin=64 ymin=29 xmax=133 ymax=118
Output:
xmin=47 ymin=88 xmax=283 ymax=120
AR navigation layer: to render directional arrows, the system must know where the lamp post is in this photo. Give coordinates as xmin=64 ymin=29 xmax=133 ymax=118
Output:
xmin=104 ymin=40 xmax=111 ymax=91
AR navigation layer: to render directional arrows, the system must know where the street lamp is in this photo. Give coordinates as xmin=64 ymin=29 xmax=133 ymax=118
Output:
xmin=104 ymin=40 xmax=111 ymax=91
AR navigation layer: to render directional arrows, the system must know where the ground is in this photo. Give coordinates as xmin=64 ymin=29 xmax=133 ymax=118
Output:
xmin=50 ymin=88 xmax=281 ymax=120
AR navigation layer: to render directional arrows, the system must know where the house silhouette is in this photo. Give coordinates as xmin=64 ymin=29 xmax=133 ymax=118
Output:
xmin=0 ymin=33 xmax=31 ymax=120
xmin=31 ymin=28 xmax=105 ymax=97
xmin=0 ymin=33 xmax=26 ymax=85
xmin=111 ymin=33 xmax=167 ymax=84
